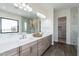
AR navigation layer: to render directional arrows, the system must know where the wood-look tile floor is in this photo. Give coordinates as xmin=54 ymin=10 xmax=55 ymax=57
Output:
xmin=42 ymin=42 xmax=77 ymax=56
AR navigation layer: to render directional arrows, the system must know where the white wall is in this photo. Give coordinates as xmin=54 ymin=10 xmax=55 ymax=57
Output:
xmin=0 ymin=10 xmax=21 ymax=20
xmin=41 ymin=19 xmax=52 ymax=34
xmin=0 ymin=10 xmax=22 ymax=32
xmin=54 ymin=7 xmax=78 ymax=45
xmin=41 ymin=8 xmax=54 ymax=45
xmin=77 ymin=8 xmax=79 ymax=56
xmin=54 ymin=8 xmax=71 ymax=44
xmin=70 ymin=7 xmax=78 ymax=45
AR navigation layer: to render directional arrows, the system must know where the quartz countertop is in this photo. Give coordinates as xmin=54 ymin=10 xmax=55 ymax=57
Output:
xmin=0 ymin=33 xmax=52 ymax=54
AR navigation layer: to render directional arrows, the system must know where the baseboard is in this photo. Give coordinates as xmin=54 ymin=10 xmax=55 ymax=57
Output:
xmin=54 ymin=41 xmax=73 ymax=45
xmin=41 ymin=45 xmax=52 ymax=56
xmin=52 ymin=42 xmax=54 ymax=45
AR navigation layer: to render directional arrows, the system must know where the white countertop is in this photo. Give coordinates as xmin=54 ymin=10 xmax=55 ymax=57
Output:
xmin=0 ymin=33 xmax=52 ymax=54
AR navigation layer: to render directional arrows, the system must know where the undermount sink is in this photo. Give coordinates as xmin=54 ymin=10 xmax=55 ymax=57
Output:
xmin=32 ymin=32 xmax=43 ymax=37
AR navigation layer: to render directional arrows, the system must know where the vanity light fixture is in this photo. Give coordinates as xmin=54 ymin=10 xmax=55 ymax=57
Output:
xmin=13 ymin=3 xmax=32 ymax=12
xmin=26 ymin=5 xmax=32 ymax=12
xmin=37 ymin=12 xmax=46 ymax=19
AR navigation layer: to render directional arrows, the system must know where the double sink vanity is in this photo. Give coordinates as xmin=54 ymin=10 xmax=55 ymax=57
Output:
xmin=0 ymin=33 xmax=52 ymax=56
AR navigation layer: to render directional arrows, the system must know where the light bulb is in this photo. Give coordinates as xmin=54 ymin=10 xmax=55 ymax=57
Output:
xmin=13 ymin=3 xmax=33 ymax=12
xmin=19 ymin=6 xmax=23 ymax=9
xmin=26 ymin=5 xmax=32 ymax=12
xmin=22 ymin=3 xmax=26 ymax=7
xmin=37 ymin=12 xmax=46 ymax=19
xmin=24 ymin=8 xmax=27 ymax=11
xmin=14 ymin=3 xmax=18 ymax=7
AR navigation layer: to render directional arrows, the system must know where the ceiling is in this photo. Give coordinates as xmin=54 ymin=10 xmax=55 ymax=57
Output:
xmin=0 ymin=3 xmax=79 ymax=18
xmin=31 ymin=3 xmax=79 ymax=9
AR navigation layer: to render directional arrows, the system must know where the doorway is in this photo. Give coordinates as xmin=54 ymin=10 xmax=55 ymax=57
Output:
xmin=58 ymin=17 xmax=66 ymax=43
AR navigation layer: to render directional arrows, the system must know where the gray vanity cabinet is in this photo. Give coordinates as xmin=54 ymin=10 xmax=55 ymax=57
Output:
xmin=19 ymin=45 xmax=30 ymax=56
xmin=20 ymin=41 xmax=37 ymax=56
xmin=37 ymin=35 xmax=52 ymax=56
xmin=0 ymin=35 xmax=52 ymax=56
xmin=48 ymin=35 xmax=52 ymax=45
xmin=45 ymin=35 xmax=52 ymax=49
xmin=43 ymin=37 xmax=49 ymax=50
xmin=37 ymin=38 xmax=46 ymax=56
xmin=30 ymin=42 xmax=37 ymax=56
xmin=38 ymin=37 xmax=48 ymax=56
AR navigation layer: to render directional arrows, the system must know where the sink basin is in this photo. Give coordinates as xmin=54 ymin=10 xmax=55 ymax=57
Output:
xmin=32 ymin=32 xmax=43 ymax=37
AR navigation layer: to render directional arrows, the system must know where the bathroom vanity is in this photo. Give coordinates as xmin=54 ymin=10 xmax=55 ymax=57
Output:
xmin=0 ymin=34 xmax=52 ymax=56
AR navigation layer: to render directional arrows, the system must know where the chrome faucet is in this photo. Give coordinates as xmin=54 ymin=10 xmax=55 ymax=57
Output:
xmin=20 ymin=34 xmax=27 ymax=39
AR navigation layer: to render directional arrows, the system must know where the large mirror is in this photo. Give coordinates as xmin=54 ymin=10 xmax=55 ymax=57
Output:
xmin=0 ymin=17 xmax=19 ymax=33
xmin=21 ymin=17 xmax=41 ymax=34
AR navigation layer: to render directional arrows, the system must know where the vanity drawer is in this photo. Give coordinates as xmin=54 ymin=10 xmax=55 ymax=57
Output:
xmin=20 ymin=47 xmax=30 ymax=56
xmin=21 ymin=41 xmax=37 ymax=51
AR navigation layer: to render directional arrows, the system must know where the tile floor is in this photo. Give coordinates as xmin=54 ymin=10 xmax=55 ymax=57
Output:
xmin=42 ymin=42 xmax=77 ymax=56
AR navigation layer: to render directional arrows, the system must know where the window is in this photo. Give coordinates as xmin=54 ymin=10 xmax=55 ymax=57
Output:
xmin=0 ymin=17 xmax=19 ymax=33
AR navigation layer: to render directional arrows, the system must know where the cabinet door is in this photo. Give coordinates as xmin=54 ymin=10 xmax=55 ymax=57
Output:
xmin=20 ymin=44 xmax=30 ymax=56
xmin=30 ymin=44 xmax=37 ymax=56
xmin=20 ymin=41 xmax=37 ymax=56
xmin=42 ymin=38 xmax=48 ymax=51
xmin=48 ymin=35 xmax=52 ymax=45
xmin=0 ymin=48 xmax=19 ymax=56
xmin=37 ymin=35 xmax=52 ymax=56
xmin=37 ymin=39 xmax=45 ymax=56
xmin=20 ymin=47 xmax=30 ymax=56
